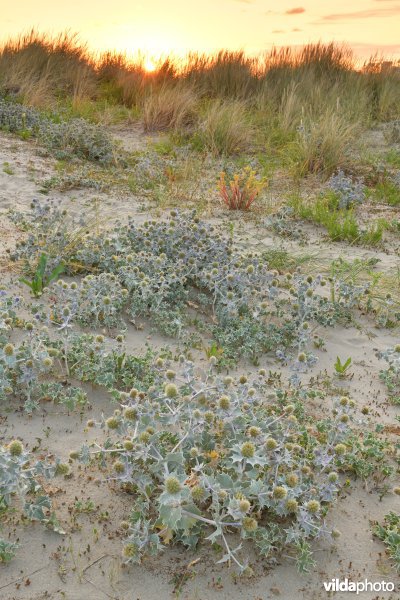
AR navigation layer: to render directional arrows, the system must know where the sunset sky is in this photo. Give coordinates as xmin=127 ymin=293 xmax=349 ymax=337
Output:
xmin=1 ymin=0 xmax=400 ymax=60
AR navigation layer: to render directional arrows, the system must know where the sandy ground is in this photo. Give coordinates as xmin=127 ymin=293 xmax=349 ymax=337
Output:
xmin=0 ymin=130 xmax=399 ymax=599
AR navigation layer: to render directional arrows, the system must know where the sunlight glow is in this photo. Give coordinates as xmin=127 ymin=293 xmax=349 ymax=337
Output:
xmin=144 ymin=58 xmax=157 ymax=72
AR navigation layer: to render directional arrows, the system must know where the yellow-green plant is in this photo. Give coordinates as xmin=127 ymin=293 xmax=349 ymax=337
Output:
xmin=218 ymin=167 xmax=266 ymax=210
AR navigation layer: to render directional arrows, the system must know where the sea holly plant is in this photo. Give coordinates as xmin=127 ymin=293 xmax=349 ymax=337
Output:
xmin=377 ymin=345 xmax=400 ymax=404
xmin=372 ymin=511 xmax=400 ymax=573
xmin=326 ymin=170 xmax=366 ymax=210
xmin=0 ymin=439 xmax=65 ymax=561
xmin=0 ymin=324 xmax=87 ymax=412
xmin=50 ymin=273 xmax=128 ymax=329
xmin=72 ymin=357 xmax=358 ymax=574
xmin=9 ymin=206 xmax=396 ymax=363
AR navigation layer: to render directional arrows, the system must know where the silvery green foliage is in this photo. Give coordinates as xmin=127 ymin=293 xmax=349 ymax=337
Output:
xmin=264 ymin=207 xmax=304 ymax=240
xmin=0 ymin=326 xmax=87 ymax=413
xmin=327 ymin=170 xmax=366 ymax=209
xmin=77 ymin=357 xmax=354 ymax=573
xmin=0 ymin=290 xmax=20 ymax=334
xmin=65 ymin=334 xmax=157 ymax=390
xmin=377 ymin=345 xmax=400 ymax=402
xmin=0 ymin=99 xmax=115 ymax=163
xmin=0 ymin=441 xmax=62 ymax=559
xmin=74 ymin=210 xmax=337 ymax=360
xmin=11 ymin=206 xmax=388 ymax=361
xmin=52 ymin=273 xmax=128 ymax=329
xmin=8 ymin=198 xmax=87 ymax=276
xmin=0 ymin=538 xmax=18 ymax=563
xmin=0 ymin=99 xmax=41 ymax=131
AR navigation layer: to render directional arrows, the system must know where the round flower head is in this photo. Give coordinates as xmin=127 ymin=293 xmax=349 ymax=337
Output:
xmin=242 ymin=517 xmax=258 ymax=533
xmin=165 ymin=476 xmax=181 ymax=495
xmin=106 ymin=417 xmax=119 ymax=430
xmin=55 ymin=463 xmax=69 ymax=476
xmin=306 ymin=500 xmax=320 ymax=514
xmin=239 ymin=499 xmax=251 ymax=513
xmin=248 ymin=426 xmax=261 ymax=438
xmin=164 ymin=383 xmax=178 ymax=398
xmin=218 ymin=396 xmax=230 ymax=410
xmin=241 ymin=442 xmax=255 ymax=458
xmin=4 ymin=343 xmax=14 ymax=356
xmin=334 ymin=443 xmax=347 ymax=456
xmin=395 ymin=344 xmax=400 ymax=353
xmin=273 ymin=486 xmax=287 ymax=500
xmin=265 ymin=438 xmax=278 ymax=450
xmin=191 ymin=486 xmax=206 ymax=503
xmin=297 ymin=352 xmax=306 ymax=363
xmin=129 ymin=388 xmax=138 ymax=399
xmin=124 ymin=407 xmax=138 ymax=421
xmin=393 ymin=487 xmax=400 ymax=496
xmin=95 ymin=335 xmax=104 ymax=343
xmin=204 ymin=412 xmax=213 ymax=424
xmin=285 ymin=498 xmax=298 ymax=513
xmin=114 ymin=461 xmax=125 ymax=474
xmin=166 ymin=370 xmax=176 ymax=380
xmin=328 ymin=472 xmax=339 ymax=483
xmin=139 ymin=431 xmax=150 ymax=444
xmin=86 ymin=419 xmax=95 ymax=428
xmin=239 ymin=375 xmax=248 ymax=384
xmin=123 ymin=440 xmax=134 ymax=451
xmin=8 ymin=440 xmax=23 ymax=456
xmin=285 ymin=473 xmax=299 ymax=488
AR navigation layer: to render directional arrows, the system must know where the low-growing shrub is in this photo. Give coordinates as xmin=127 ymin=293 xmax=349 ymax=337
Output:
xmin=0 ymin=439 xmax=64 ymax=560
xmin=73 ymin=357 xmax=358 ymax=573
xmin=377 ymin=345 xmax=400 ymax=404
xmin=0 ymin=99 xmax=115 ymax=163
xmin=373 ymin=512 xmax=400 ymax=573
xmin=11 ymin=204 xmax=393 ymax=363
xmin=326 ymin=169 xmax=365 ymax=209
xmin=0 ymin=321 xmax=87 ymax=412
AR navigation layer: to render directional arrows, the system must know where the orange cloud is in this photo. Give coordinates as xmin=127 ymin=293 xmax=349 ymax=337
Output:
xmin=322 ymin=6 xmax=400 ymax=20
xmin=285 ymin=7 xmax=305 ymax=15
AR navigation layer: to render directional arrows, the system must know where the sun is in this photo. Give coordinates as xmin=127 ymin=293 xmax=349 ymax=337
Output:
xmin=144 ymin=57 xmax=157 ymax=72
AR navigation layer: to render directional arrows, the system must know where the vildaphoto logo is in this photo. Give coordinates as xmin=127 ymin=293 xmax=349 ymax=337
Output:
xmin=323 ymin=578 xmax=396 ymax=594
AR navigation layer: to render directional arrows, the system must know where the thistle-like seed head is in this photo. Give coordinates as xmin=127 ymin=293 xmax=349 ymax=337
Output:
xmin=241 ymin=442 xmax=255 ymax=458
xmin=165 ymin=476 xmax=181 ymax=495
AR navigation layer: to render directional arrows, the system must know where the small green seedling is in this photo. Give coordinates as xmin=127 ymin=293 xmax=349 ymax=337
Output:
xmin=334 ymin=356 xmax=352 ymax=378
xmin=20 ymin=253 xmax=64 ymax=297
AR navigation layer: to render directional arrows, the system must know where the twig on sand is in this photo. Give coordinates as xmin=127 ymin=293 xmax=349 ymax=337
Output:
xmin=0 ymin=566 xmax=47 ymax=591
